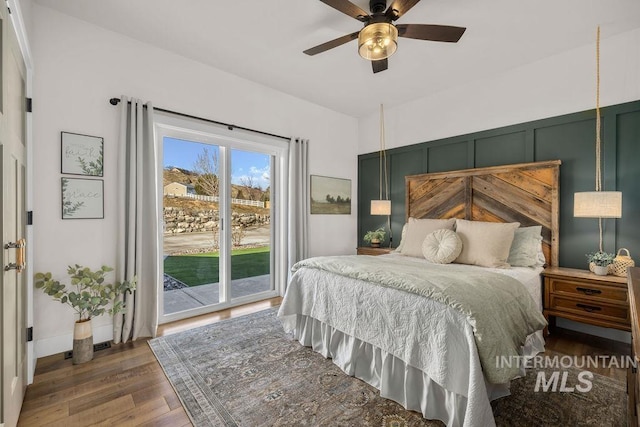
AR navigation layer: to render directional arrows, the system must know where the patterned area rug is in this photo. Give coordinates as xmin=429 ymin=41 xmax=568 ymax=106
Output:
xmin=149 ymin=308 xmax=627 ymax=426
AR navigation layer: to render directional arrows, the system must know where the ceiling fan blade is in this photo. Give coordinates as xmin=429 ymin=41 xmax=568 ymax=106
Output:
xmin=396 ymin=24 xmax=466 ymax=42
xmin=385 ymin=0 xmax=421 ymax=20
xmin=372 ymin=58 xmax=388 ymax=73
xmin=320 ymin=0 xmax=370 ymax=22
xmin=303 ymin=31 xmax=360 ymax=56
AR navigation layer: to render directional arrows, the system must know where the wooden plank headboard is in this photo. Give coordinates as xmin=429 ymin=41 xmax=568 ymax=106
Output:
xmin=405 ymin=160 xmax=561 ymax=266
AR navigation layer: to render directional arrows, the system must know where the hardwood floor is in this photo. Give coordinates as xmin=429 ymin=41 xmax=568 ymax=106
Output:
xmin=19 ymin=298 xmax=629 ymax=426
xmin=18 ymin=298 xmax=282 ymax=427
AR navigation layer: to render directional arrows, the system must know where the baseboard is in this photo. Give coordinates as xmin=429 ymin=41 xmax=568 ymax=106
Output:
xmin=28 ymin=341 xmax=35 ymax=384
xmin=34 ymin=323 xmax=114 ymax=359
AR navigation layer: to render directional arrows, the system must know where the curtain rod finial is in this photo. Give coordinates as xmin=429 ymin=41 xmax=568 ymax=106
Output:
xmin=109 ymin=98 xmax=120 ymax=105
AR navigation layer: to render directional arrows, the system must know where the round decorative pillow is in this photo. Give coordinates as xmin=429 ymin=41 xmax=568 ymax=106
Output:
xmin=422 ymin=229 xmax=463 ymax=264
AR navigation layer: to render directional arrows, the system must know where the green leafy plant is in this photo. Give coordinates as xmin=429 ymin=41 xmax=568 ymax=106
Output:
xmin=35 ymin=265 xmax=136 ymax=321
xmin=586 ymin=251 xmax=615 ymax=267
xmin=363 ymin=227 xmax=386 ymax=243
xmin=77 ymin=144 xmax=104 ymax=176
xmin=61 ymin=178 xmax=84 ymax=217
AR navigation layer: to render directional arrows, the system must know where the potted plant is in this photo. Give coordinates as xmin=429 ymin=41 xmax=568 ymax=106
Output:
xmin=35 ymin=265 xmax=136 ymax=364
xmin=586 ymin=251 xmax=615 ymax=276
xmin=364 ymin=228 xmax=386 ymax=248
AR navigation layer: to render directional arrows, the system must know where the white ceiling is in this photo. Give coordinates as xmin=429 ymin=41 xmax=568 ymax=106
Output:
xmin=33 ymin=0 xmax=640 ymax=118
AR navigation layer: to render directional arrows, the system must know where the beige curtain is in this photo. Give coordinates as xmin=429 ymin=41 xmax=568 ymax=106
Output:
xmin=287 ymin=138 xmax=309 ymax=277
xmin=114 ymin=96 xmax=160 ymax=343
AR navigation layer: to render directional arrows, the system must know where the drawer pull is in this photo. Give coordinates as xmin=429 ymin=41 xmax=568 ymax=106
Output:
xmin=576 ymin=287 xmax=602 ymax=296
xmin=576 ymin=303 xmax=602 ymax=313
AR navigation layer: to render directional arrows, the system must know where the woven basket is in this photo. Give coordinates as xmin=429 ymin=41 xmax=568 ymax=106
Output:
xmin=610 ymin=248 xmax=635 ymax=277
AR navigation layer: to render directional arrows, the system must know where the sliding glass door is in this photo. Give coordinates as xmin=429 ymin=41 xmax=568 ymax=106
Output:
xmin=162 ymin=137 xmax=223 ymax=314
xmin=229 ymin=149 xmax=272 ymax=299
xmin=155 ymin=114 xmax=285 ymax=323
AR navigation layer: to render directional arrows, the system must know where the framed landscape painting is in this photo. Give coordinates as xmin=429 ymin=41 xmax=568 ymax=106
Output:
xmin=61 ymin=131 xmax=104 ymax=176
xmin=310 ymin=175 xmax=351 ymax=215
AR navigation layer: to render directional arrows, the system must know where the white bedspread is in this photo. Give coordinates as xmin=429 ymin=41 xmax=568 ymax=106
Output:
xmin=278 ymin=254 xmax=545 ymax=427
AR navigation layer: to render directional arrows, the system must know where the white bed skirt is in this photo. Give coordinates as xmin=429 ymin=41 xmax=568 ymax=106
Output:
xmin=291 ymin=314 xmax=545 ymax=427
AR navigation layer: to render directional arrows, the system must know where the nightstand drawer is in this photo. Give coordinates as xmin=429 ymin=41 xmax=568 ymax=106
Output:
xmin=548 ymin=294 xmax=630 ymax=324
xmin=548 ymin=278 xmax=628 ymax=304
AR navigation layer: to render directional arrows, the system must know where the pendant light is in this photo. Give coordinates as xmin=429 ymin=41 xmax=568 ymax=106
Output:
xmin=573 ymin=26 xmax=622 ymax=253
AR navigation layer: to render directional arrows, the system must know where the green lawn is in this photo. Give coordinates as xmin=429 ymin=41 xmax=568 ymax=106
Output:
xmin=164 ymin=247 xmax=270 ymax=286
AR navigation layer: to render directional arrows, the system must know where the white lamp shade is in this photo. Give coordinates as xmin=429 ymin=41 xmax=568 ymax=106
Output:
xmin=371 ymin=200 xmax=391 ymax=216
xmin=573 ymin=191 xmax=622 ymax=218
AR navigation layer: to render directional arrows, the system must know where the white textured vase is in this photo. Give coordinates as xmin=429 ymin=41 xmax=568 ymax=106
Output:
xmin=73 ymin=319 xmax=94 ymax=364
xmin=592 ymin=265 xmax=609 ymax=276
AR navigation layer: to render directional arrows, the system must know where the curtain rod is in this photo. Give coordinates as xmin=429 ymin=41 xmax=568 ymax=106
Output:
xmin=109 ymin=98 xmax=290 ymax=142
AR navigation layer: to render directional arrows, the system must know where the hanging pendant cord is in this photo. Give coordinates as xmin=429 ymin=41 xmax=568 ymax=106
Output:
xmin=595 ymin=26 xmax=602 ymax=193
xmin=379 ymin=105 xmax=384 ymax=200
xmin=595 ymin=26 xmax=604 ymax=252
xmin=379 ymin=104 xmax=389 ymax=201
xmin=380 ymin=104 xmax=392 ymax=247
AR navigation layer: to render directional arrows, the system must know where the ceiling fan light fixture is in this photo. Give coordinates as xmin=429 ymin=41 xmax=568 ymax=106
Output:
xmin=358 ymin=23 xmax=398 ymax=61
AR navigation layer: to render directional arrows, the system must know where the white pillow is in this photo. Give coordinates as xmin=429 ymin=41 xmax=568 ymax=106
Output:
xmin=399 ymin=217 xmax=456 ymax=258
xmin=422 ymin=229 xmax=463 ymax=264
xmin=454 ymin=219 xmax=520 ymax=268
xmin=508 ymin=226 xmax=545 ymax=267
xmin=394 ymin=223 xmax=408 ymax=253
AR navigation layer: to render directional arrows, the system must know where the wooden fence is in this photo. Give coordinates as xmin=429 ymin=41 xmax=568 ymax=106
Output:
xmin=165 ymin=193 xmax=265 ymax=208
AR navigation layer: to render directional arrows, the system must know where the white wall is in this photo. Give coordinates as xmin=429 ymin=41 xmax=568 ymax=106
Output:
xmin=358 ymin=27 xmax=640 ymax=153
xmin=30 ymin=4 xmax=358 ymax=357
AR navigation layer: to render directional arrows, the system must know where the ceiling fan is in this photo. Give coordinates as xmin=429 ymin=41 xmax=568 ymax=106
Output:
xmin=304 ymin=0 xmax=466 ymax=73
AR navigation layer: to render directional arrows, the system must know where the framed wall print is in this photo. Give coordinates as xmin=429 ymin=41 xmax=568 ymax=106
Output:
xmin=61 ymin=131 xmax=104 ymax=176
xmin=61 ymin=178 xmax=104 ymax=219
xmin=310 ymin=175 xmax=352 ymax=215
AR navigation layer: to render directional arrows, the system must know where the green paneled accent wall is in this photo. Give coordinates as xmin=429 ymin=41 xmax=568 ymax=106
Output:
xmin=616 ymin=109 xmax=640 ymax=258
xmin=358 ymin=100 xmax=640 ymax=269
xmin=475 ymin=131 xmax=527 ymax=168
xmin=428 ymin=141 xmax=468 ymax=172
xmin=389 ymin=148 xmax=424 ymax=246
xmin=358 ymin=156 xmax=384 ymax=241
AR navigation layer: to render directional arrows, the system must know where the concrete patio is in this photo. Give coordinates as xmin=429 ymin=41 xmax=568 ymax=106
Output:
xmin=163 ymin=274 xmax=271 ymax=314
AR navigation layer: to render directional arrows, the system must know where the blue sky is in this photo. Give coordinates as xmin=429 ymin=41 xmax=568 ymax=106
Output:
xmin=163 ymin=137 xmax=270 ymax=188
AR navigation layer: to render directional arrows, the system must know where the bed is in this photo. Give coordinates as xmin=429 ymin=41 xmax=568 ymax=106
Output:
xmin=278 ymin=160 xmax=561 ymax=426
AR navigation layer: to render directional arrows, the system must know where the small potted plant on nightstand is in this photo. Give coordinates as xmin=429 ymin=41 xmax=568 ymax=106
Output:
xmin=364 ymin=228 xmax=386 ymax=248
xmin=586 ymin=251 xmax=615 ymax=276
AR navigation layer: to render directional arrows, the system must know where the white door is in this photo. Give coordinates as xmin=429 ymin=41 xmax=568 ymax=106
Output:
xmin=1 ymin=4 xmax=28 ymax=426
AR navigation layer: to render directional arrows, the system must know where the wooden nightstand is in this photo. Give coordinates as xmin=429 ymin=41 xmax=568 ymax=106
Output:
xmin=356 ymin=247 xmax=393 ymax=256
xmin=627 ymin=267 xmax=640 ymax=426
xmin=542 ymin=266 xmax=630 ymax=332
